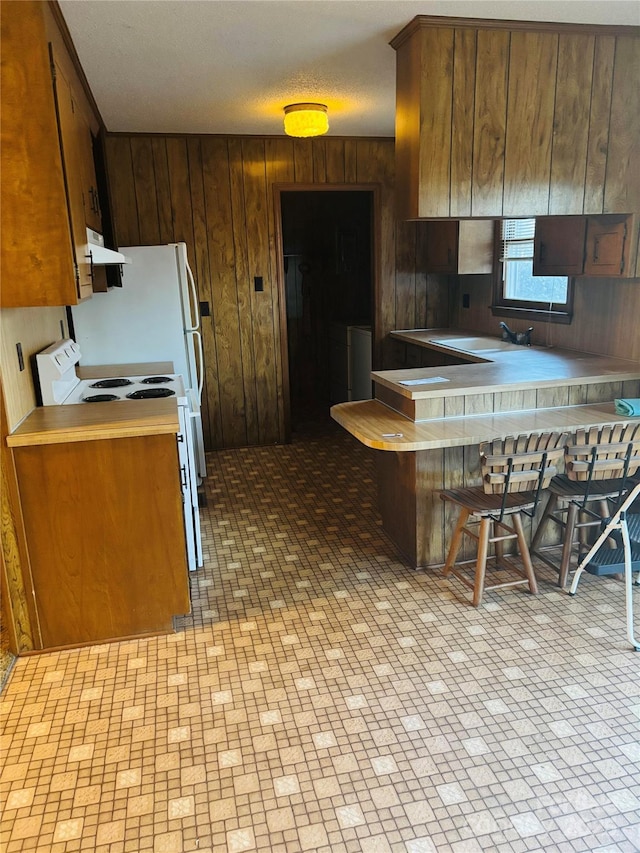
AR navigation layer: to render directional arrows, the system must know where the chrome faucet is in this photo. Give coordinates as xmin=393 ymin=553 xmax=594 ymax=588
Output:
xmin=499 ymin=322 xmax=533 ymax=346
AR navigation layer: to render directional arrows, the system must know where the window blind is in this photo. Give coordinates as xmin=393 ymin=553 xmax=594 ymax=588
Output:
xmin=500 ymin=218 xmax=535 ymax=262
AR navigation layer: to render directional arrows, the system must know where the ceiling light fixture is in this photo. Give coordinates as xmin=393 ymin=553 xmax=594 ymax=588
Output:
xmin=283 ymin=103 xmax=329 ymax=138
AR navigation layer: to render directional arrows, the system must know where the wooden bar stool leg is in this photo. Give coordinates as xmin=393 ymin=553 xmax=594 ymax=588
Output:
xmin=512 ymin=512 xmax=538 ymax=595
xmin=530 ymin=492 xmax=558 ymax=553
xmin=472 ymin=517 xmax=491 ymax=607
xmin=443 ymin=507 xmax=470 ymax=576
xmin=559 ymin=501 xmax=579 ymax=588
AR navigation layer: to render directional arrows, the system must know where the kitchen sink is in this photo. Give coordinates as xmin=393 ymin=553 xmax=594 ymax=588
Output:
xmin=429 ymin=336 xmax=512 ymax=352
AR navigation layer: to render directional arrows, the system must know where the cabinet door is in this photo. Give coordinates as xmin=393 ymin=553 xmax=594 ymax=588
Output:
xmin=75 ymin=110 xmax=102 ymax=233
xmin=0 ymin=0 xmax=77 ymax=307
xmin=51 ymin=60 xmax=93 ymax=300
xmin=533 ymin=217 xmax=585 ymax=275
xmin=583 ymin=216 xmax=631 ymax=277
xmin=424 ymin=221 xmax=458 ymax=272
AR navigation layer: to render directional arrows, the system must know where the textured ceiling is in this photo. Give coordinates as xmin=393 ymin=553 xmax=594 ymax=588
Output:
xmin=59 ymin=0 xmax=640 ymax=137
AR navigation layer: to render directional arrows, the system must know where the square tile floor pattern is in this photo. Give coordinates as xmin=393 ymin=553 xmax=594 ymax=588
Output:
xmin=1 ymin=421 xmax=639 ymax=853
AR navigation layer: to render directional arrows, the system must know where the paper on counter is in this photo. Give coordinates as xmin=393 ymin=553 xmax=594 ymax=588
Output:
xmin=399 ymin=377 xmax=450 ymax=386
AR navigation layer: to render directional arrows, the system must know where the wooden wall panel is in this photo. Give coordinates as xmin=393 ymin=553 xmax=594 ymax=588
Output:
xmin=228 ymin=138 xmax=259 ymax=445
xmin=471 ymin=29 xmax=508 ymax=217
xmin=355 ymin=140 xmax=397 ymax=369
xmin=583 ymin=38 xmax=615 ymax=214
xmin=417 ymin=28 xmax=454 ymax=218
xmin=605 ymin=36 xmax=640 ymax=214
xmin=130 ymin=137 xmax=161 ymax=244
xmin=104 ymin=136 xmax=140 ymax=245
xmin=151 ymin=138 xmax=174 ymax=243
xmin=549 ymin=35 xmax=594 ymax=215
xmin=241 ymin=138 xmax=280 ymax=445
xmin=325 ymin=139 xmax=346 ymax=183
xmin=394 ymin=222 xmax=418 ymax=331
xmin=201 ymin=138 xmax=245 ymax=447
xmin=450 ymin=28 xmax=476 ymax=218
xmin=106 ymin=134 xmax=446 ymax=449
xmin=503 ymin=32 xmax=558 ymax=216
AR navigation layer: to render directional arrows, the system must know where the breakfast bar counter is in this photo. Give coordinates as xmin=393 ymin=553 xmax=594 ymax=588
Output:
xmin=331 ymin=329 xmax=640 ymax=568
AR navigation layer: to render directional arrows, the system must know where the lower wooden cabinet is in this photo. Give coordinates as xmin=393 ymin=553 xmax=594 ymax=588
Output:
xmin=13 ymin=434 xmax=190 ymax=648
xmin=534 ymin=214 xmax=635 ymax=278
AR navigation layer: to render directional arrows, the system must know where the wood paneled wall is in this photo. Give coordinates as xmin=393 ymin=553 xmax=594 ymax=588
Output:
xmin=105 ymin=135 xmax=449 ymax=449
xmin=452 ymin=275 xmax=640 ymax=362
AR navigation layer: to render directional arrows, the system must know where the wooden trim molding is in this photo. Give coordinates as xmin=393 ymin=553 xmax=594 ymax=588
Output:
xmin=1 ymin=386 xmax=39 ymax=652
xmin=390 ymin=15 xmax=640 ymax=50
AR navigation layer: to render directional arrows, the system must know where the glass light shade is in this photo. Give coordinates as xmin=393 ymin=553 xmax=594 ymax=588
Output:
xmin=283 ymin=103 xmax=329 ymax=138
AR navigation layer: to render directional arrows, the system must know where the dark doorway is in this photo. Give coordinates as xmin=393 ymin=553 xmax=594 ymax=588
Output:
xmin=280 ymin=190 xmax=373 ymax=432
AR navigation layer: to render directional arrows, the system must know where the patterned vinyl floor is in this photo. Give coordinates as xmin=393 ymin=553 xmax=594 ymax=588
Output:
xmin=1 ymin=418 xmax=639 ymax=853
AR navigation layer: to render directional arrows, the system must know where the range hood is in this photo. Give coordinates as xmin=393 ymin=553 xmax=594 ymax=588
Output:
xmin=86 ymin=228 xmax=131 ymax=265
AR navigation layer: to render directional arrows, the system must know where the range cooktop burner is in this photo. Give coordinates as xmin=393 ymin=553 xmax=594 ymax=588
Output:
xmin=141 ymin=376 xmax=173 ymax=384
xmin=82 ymin=393 xmax=119 ymax=403
xmin=90 ymin=378 xmax=133 ymax=389
xmin=126 ymin=388 xmax=175 ymax=399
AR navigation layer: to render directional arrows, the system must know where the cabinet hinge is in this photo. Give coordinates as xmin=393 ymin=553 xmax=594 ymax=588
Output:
xmin=620 ymin=222 xmax=628 ymax=274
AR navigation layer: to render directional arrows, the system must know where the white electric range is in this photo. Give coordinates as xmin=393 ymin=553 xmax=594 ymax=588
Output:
xmin=36 ymin=340 xmax=202 ymax=572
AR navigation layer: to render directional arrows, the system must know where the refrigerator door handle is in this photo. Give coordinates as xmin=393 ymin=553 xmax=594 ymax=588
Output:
xmin=188 ymin=329 xmax=204 ymax=401
xmin=185 ymin=260 xmax=199 ymax=332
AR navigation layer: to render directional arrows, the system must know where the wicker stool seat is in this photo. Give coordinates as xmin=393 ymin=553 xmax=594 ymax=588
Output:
xmin=440 ymin=432 xmax=566 ymax=607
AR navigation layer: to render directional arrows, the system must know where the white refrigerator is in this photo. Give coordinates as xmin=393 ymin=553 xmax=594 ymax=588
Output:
xmin=70 ymin=243 xmax=207 ymax=480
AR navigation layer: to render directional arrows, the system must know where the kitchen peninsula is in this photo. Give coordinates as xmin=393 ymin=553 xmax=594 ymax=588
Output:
xmin=331 ymin=330 xmax=640 ymax=568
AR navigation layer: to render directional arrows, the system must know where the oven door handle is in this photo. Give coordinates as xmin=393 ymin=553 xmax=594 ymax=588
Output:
xmin=187 ymin=329 xmax=204 ymax=401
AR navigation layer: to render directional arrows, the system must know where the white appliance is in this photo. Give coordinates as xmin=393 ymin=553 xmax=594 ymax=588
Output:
xmin=70 ymin=243 xmax=206 ymax=480
xmin=329 ymin=322 xmax=372 ymax=403
xmin=35 ymin=340 xmax=202 ymax=573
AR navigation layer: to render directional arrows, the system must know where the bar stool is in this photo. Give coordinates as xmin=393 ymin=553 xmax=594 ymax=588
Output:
xmin=530 ymin=423 xmax=640 ymax=588
xmin=440 ymin=432 xmax=566 ymax=607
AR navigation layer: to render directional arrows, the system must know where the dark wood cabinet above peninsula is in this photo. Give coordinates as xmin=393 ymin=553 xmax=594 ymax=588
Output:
xmin=423 ymin=220 xmax=494 ymax=275
xmin=391 ymin=17 xmax=640 ymax=221
xmin=534 ymin=215 xmax=635 ymax=278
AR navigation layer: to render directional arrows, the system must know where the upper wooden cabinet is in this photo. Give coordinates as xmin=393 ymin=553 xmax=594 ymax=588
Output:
xmin=50 ymin=47 xmax=105 ymax=299
xmin=423 ymin=220 xmax=494 ymax=274
xmin=534 ymin=215 xmax=635 ymax=277
xmin=0 ymin=1 xmax=77 ymax=308
xmin=391 ymin=17 xmax=640 ymax=221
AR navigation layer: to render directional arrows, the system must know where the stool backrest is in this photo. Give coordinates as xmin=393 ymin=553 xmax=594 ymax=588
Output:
xmin=565 ymin=423 xmax=640 ymax=482
xmin=480 ymin=432 xmax=567 ymax=495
